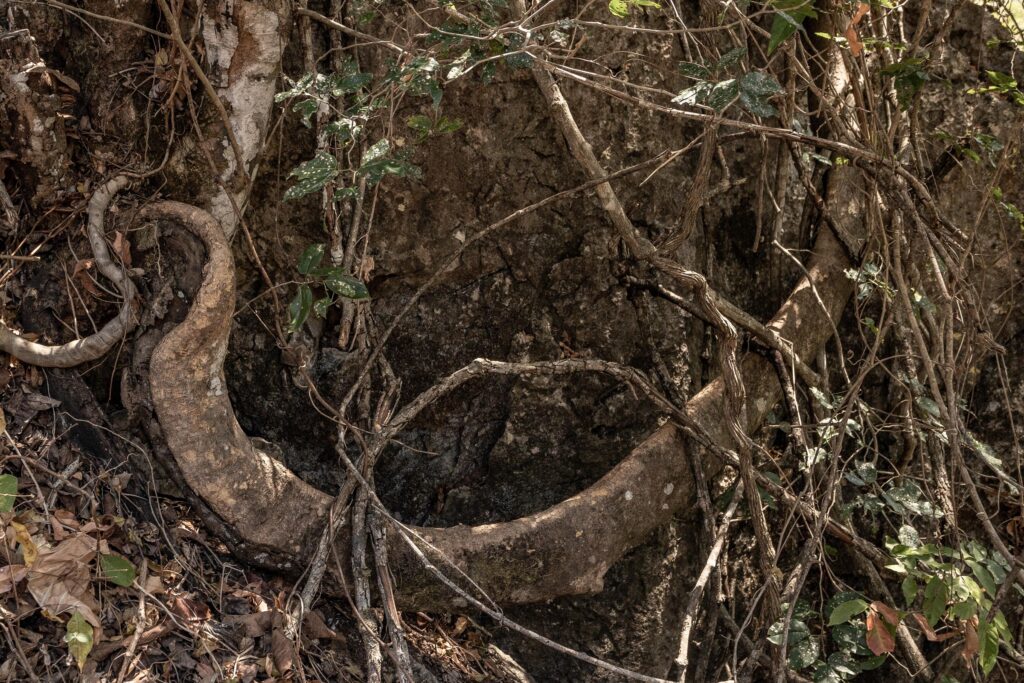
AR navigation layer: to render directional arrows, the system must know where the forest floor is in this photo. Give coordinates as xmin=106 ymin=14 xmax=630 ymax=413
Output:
xmin=0 ymin=360 xmax=513 ymax=682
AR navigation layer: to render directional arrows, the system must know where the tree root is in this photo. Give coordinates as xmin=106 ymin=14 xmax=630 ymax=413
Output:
xmin=138 ymin=174 xmax=859 ymax=608
xmin=0 ymin=176 xmax=138 ymax=367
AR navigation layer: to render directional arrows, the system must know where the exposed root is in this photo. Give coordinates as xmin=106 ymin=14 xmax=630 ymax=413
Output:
xmin=0 ymin=176 xmax=138 ymax=367
xmin=135 ymin=192 xmax=857 ymax=608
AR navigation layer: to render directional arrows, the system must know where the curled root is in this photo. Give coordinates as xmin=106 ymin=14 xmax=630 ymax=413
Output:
xmin=0 ymin=176 xmax=138 ymax=367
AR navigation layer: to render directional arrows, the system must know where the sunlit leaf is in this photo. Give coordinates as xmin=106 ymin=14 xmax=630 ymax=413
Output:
xmin=0 ymin=473 xmax=16 ymax=513
xmin=99 ymin=553 xmax=136 ymax=587
xmin=65 ymin=612 xmax=94 ymax=671
xmin=828 ymin=598 xmax=869 ymax=626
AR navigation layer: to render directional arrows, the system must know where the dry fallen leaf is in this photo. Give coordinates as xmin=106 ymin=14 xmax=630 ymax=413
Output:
xmin=27 ymin=533 xmax=101 ymax=627
xmin=0 ymin=563 xmax=27 ymax=593
xmin=962 ymin=615 xmax=980 ymax=661
xmin=11 ymin=520 xmax=38 ymax=566
xmin=270 ymin=610 xmax=295 ymax=676
xmin=169 ymin=594 xmax=211 ymax=623
xmin=72 ymin=259 xmax=101 ymax=297
xmin=845 ymin=2 xmax=870 ymax=57
xmin=911 ymin=612 xmax=957 ymax=642
xmin=225 ymin=610 xmax=273 ymax=638
xmin=112 ymin=231 xmax=132 ymax=267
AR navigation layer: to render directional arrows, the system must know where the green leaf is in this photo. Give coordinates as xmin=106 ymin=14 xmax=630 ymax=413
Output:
xmin=740 ymin=71 xmax=783 ymax=96
xmin=739 ymin=91 xmax=778 ymax=117
xmin=828 ymin=598 xmax=869 ymax=626
xmin=361 ymin=139 xmax=391 ymax=166
xmin=923 ymin=577 xmax=948 ymax=627
xmin=812 ymin=660 xmax=843 ymax=683
xmin=275 ymin=73 xmax=315 ymax=102
xmin=844 ymin=461 xmax=877 ymax=486
xmin=324 ymin=119 xmax=360 ymax=141
xmin=902 ymin=576 xmax=919 ymax=606
xmin=966 ymin=560 xmax=998 ymax=596
xmin=672 ymin=82 xmax=713 ymax=106
xmin=715 ymin=46 xmax=747 ymax=70
xmin=809 ymin=386 xmax=833 ymax=409
xmin=285 ymin=152 xmax=339 ymax=201
xmin=706 ymin=79 xmax=740 ymax=111
xmin=978 ymin=617 xmax=999 ymax=674
xmin=897 ymin=524 xmax=921 ymax=547
xmin=802 ymin=447 xmax=827 ymax=470
xmin=327 ymin=68 xmax=372 ymax=96
xmin=608 ymin=0 xmax=661 ymax=16
xmin=357 ymin=139 xmax=421 ymax=184
xmin=288 ymin=285 xmax=314 ymax=333
xmin=883 ymin=481 xmax=940 ymax=518
xmin=768 ymin=1 xmax=816 ymax=54
xmin=99 ymin=553 xmax=136 ymax=587
xmin=789 ymin=635 xmax=820 ymax=669
xmin=313 ymin=297 xmax=332 ymax=318
xmin=0 ymin=473 xmax=17 ymax=513
xmin=297 ymin=244 xmax=326 ymax=275
xmin=608 ymin=0 xmax=629 ymax=17
xmin=857 ymin=654 xmax=888 ymax=671
xmin=407 ymin=114 xmax=433 ymax=135
xmin=292 ymin=99 xmax=319 ymax=127
xmin=64 ymin=612 xmax=94 ymax=671
xmin=324 ymin=275 xmax=370 ymax=300
xmin=767 ymin=618 xmax=810 ymax=645
xmin=680 ymin=62 xmax=712 ymax=79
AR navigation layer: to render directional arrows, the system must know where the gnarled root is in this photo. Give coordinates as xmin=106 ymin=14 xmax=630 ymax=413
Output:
xmin=139 ymin=177 xmax=859 ymax=608
xmin=0 ymin=176 xmax=138 ymax=367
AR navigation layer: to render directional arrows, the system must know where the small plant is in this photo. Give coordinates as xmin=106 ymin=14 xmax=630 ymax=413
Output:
xmin=286 ymin=244 xmax=370 ymax=334
xmin=674 ymin=47 xmax=784 ymax=117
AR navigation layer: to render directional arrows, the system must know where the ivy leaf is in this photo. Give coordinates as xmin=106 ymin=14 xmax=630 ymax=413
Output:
xmin=0 ymin=473 xmax=16 ymax=513
xmin=767 ymin=618 xmax=810 ymax=645
xmin=99 ymin=553 xmax=136 ymax=587
xmin=788 ymin=635 xmax=819 ymax=670
xmin=828 ymin=598 xmax=869 ymax=626
xmin=672 ymin=82 xmax=713 ymax=106
xmin=292 ymin=99 xmax=319 ymax=127
xmin=65 ymin=612 xmax=94 ymax=671
xmin=706 ymin=79 xmax=740 ymax=111
xmin=297 ymin=244 xmax=326 ymax=275
xmin=288 ymin=285 xmax=314 ymax=333
xmin=715 ymin=46 xmax=747 ymax=70
xmin=739 ymin=90 xmax=778 ymax=117
xmin=740 ymin=71 xmax=783 ymax=96
xmin=285 ymin=152 xmax=339 ymax=201
xmin=679 ymin=62 xmax=712 ymax=79
xmin=313 ymin=297 xmax=332 ymax=319
xmin=324 ymin=119 xmax=359 ymax=141
xmin=324 ymin=275 xmax=370 ymax=300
